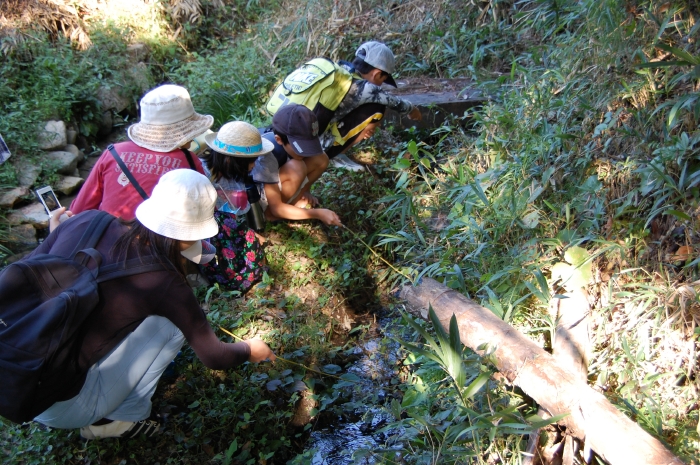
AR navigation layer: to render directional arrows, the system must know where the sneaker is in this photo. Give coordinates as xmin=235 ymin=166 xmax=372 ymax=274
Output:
xmin=80 ymin=418 xmax=160 ymax=439
xmin=329 ymin=154 xmax=365 ymax=172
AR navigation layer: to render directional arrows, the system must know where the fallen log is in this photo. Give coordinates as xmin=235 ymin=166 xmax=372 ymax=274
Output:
xmin=399 ymin=277 xmax=684 ymax=465
xmin=524 ymin=288 xmax=593 ymax=465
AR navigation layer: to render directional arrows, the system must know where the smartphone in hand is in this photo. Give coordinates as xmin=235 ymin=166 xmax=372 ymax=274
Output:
xmin=35 ymin=185 xmax=61 ymax=218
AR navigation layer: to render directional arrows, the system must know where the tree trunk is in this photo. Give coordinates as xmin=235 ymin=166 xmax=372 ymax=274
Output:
xmin=399 ymin=277 xmax=684 ymax=465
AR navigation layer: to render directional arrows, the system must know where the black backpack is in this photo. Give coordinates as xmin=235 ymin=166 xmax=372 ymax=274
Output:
xmin=0 ymin=211 xmax=167 ymax=423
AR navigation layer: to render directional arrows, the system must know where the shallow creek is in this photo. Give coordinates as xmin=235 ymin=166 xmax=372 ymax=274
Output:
xmin=305 ymin=316 xmax=405 ymax=464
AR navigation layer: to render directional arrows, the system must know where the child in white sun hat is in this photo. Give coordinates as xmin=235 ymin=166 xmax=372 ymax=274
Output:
xmin=30 ymin=169 xmax=275 ymax=439
xmin=69 ymin=84 xmax=213 ymax=220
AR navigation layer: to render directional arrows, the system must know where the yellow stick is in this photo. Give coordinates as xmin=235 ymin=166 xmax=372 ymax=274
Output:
xmin=218 ymin=326 xmax=353 ymax=382
xmin=341 ymin=225 xmax=414 ymax=281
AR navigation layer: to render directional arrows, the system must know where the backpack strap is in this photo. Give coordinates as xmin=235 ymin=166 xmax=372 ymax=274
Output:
xmin=181 ymin=148 xmax=196 ymax=170
xmin=108 ymin=144 xmax=149 ymax=200
xmin=69 ymin=211 xmax=114 ymax=258
xmin=97 ymin=255 xmax=171 ymax=283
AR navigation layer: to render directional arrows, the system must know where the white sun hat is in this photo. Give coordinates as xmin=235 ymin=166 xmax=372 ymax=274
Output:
xmin=135 ymin=169 xmax=219 ymax=241
xmin=205 ymin=121 xmax=274 ymax=158
xmin=127 ymin=85 xmax=214 ymax=153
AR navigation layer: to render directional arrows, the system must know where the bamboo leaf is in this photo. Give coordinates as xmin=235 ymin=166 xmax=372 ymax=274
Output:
xmin=429 ymin=305 xmax=450 ymax=353
xmin=463 ymin=372 xmax=490 ymax=399
xmin=526 ymin=412 xmax=570 ymax=429
xmin=393 ymin=339 xmax=443 ymax=365
xmin=666 ymin=210 xmax=691 ymax=221
xmin=654 ymin=13 xmax=672 ymax=45
xmin=449 ymin=315 xmax=466 ymax=388
xmin=471 ymin=181 xmax=489 ymax=206
xmin=521 ymin=210 xmax=540 ymax=229
xmin=636 ymin=60 xmax=693 ymax=69
xmin=668 ymin=99 xmax=685 ymax=128
xmin=656 ymin=42 xmax=700 ymax=65
xmin=401 ymin=311 xmax=437 ymax=348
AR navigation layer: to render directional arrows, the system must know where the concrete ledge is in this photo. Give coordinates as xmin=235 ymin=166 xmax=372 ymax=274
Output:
xmin=383 ymin=78 xmax=487 ymax=130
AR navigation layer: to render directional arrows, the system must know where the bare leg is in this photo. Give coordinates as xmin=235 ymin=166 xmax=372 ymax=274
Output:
xmin=340 ymin=121 xmax=381 ymax=155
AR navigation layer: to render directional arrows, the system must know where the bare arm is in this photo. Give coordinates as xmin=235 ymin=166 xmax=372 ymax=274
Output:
xmin=244 ymin=339 xmax=277 ymax=362
xmin=263 ymin=183 xmax=342 ymax=226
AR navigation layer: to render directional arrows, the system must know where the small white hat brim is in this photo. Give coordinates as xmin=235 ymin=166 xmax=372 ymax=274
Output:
xmin=136 ymin=199 xmax=219 ymax=241
xmin=128 ymin=113 xmax=214 ymax=153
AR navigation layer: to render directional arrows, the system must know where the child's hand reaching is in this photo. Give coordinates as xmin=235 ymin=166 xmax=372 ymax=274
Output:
xmin=244 ymin=338 xmax=277 ymax=363
xmin=408 ymin=107 xmax=422 ymax=121
xmin=298 ymin=192 xmax=319 ymax=207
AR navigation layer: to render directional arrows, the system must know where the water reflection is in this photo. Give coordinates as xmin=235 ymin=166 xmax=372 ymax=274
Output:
xmin=306 ymin=319 xmax=404 ymax=464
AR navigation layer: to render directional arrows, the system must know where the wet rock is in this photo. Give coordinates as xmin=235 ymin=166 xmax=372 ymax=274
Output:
xmin=15 ymin=161 xmax=41 ymax=187
xmin=383 ymin=78 xmax=486 ymax=130
xmin=97 ymin=85 xmax=131 ymax=114
xmin=6 ymin=224 xmax=37 ymax=246
xmin=63 ymin=144 xmax=85 ymax=164
xmin=38 ymin=120 xmax=67 ymax=150
xmin=7 ymin=202 xmax=49 ymax=228
xmin=129 ymin=62 xmax=152 ymax=95
xmin=0 ymin=186 xmax=29 ymax=208
xmin=46 ymin=150 xmax=80 ymax=175
xmin=98 ymin=110 xmax=113 ymax=136
xmin=54 ymin=175 xmax=84 ymax=195
xmin=66 ymin=128 xmax=78 ymax=145
xmin=75 ymin=134 xmax=90 ymax=152
xmin=127 ymin=43 xmax=149 ymax=62
xmin=290 ymin=389 xmax=318 ymax=428
xmin=671 ymin=226 xmax=686 ymax=237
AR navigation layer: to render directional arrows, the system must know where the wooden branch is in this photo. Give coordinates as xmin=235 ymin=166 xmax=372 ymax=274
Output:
xmin=551 ymin=288 xmax=591 ymax=381
xmin=522 ymin=288 xmax=592 ymax=465
xmin=399 ymin=278 xmax=684 ymax=465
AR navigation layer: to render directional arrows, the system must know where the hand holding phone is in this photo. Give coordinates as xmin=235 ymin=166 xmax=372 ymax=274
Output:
xmin=35 ymin=186 xmax=61 ymax=218
xmin=48 ymin=206 xmax=73 ymax=232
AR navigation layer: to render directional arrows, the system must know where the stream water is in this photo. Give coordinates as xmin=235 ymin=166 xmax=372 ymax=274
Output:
xmin=304 ymin=317 xmax=406 ymax=464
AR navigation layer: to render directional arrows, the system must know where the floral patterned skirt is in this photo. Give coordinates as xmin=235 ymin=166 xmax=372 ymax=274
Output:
xmin=199 ymin=211 xmax=267 ymax=293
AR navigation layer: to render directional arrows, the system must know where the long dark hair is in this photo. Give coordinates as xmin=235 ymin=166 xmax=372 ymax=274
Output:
xmin=200 ymin=148 xmax=254 ymax=183
xmin=112 ymin=219 xmax=188 ymax=277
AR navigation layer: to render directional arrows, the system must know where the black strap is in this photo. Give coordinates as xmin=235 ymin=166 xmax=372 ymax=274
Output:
xmin=64 ymin=211 xmax=168 ymax=282
xmin=181 ymin=148 xmax=196 ymax=170
xmin=69 ymin=211 xmax=114 ymax=258
xmin=108 ymin=144 xmax=149 ymax=200
xmin=97 ymin=255 xmax=170 ymax=283
xmin=74 ymin=248 xmax=104 ymax=277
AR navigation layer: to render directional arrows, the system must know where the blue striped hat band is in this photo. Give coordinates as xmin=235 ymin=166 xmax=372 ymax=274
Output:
xmin=214 ymin=138 xmax=262 ymax=154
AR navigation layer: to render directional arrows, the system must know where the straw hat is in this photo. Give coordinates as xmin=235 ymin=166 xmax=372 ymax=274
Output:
xmin=127 ymin=85 xmax=214 ymax=153
xmin=204 ymin=121 xmax=274 ymax=158
xmin=135 ymin=169 xmax=219 ymax=241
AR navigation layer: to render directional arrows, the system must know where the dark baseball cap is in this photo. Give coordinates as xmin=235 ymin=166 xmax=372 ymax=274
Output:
xmin=272 ymin=105 xmax=324 ymax=157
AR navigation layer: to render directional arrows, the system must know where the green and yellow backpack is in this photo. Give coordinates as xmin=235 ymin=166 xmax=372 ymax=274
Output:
xmin=266 ymin=57 xmax=353 ymax=116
